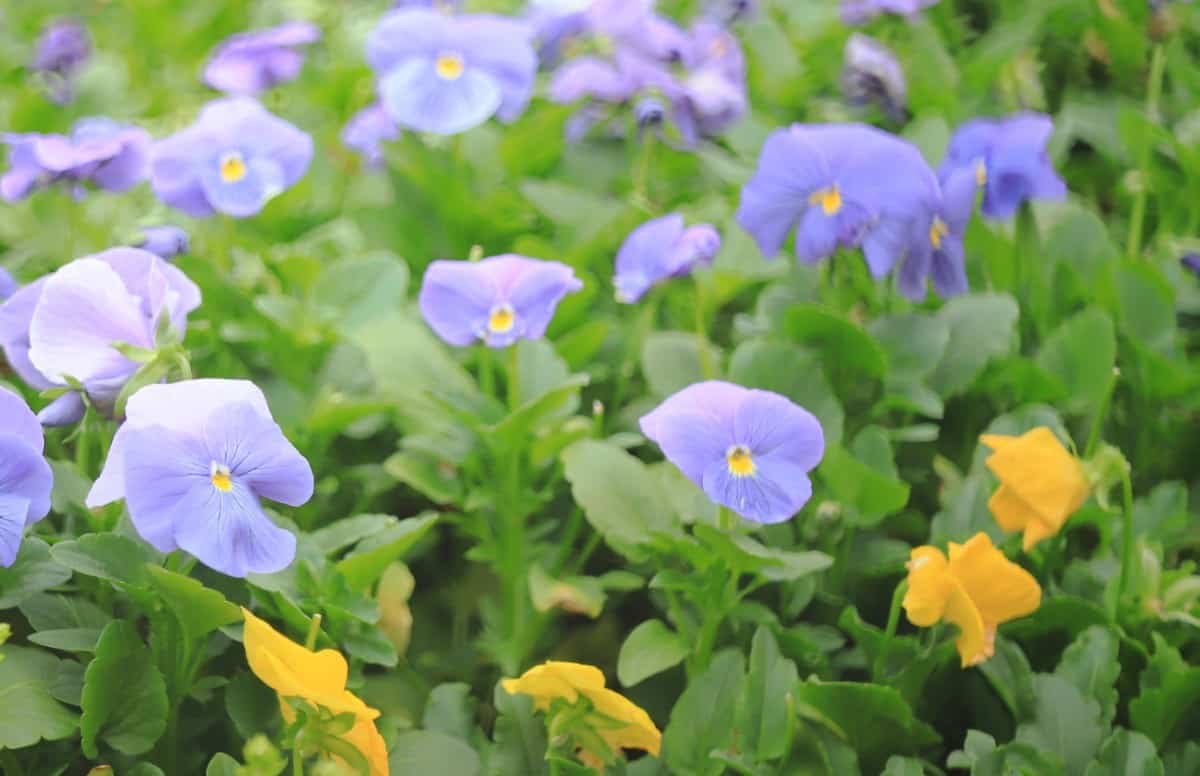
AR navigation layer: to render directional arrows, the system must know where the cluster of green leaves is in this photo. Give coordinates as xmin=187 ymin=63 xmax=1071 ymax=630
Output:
xmin=1 ymin=0 xmax=1200 ymax=774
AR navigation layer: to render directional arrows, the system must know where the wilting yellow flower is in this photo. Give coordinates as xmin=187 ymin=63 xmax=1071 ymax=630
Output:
xmin=502 ymin=661 xmax=661 ymax=763
xmin=981 ymin=427 xmax=1090 ymax=551
xmin=242 ymin=608 xmax=389 ymax=776
xmin=903 ymin=533 xmax=1041 ymax=667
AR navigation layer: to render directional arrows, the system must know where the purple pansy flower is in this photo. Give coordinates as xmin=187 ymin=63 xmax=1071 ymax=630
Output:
xmin=527 ymin=0 xmax=593 ymax=65
xmin=203 ymin=21 xmax=321 ymax=95
xmin=87 ymin=379 xmax=313 ymax=577
xmin=0 ymin=269 xmax=16 ymax=301
xmin=1 ymin=117 xmax=150 ymax=202
xmin=706 ymin=0 xmax=758 ymax=23
xmin=736 ymin=123 xmax=939 ymax=278
xmin=134 ymin=225 xmax=190 ymax=260
xmin=1182 ymin=253 xmax=1200 ymax=277
xmin=0 ymin=248 xmax=200 ymax=426
xmin=673 ymin=21 xmax=747 ymax=145
xmin=939 ymin=113 xmax=1067 ymax=220
xmin=0 ymin=387 xmax=53 ymax=567
xmin=341 ymin=104 xmax=401 ymax=169
xmin=150 ymin=97 xmax=313 ymax=218
xmin=897 ymin=167 xmax=975 ymax=301
xmin=419 ymin=254 xmax=583 ymax=348
xmin=842 ymin=33 xmax=906 ymax=123
xmin=841 ymin=0 xmax=941 ymax=24
xmin=366 ymin=9 xmax=537 ymax=135
xmin=614 ymin=214 xmax=720 ymax=303
xmin=31 ymin=19 xmax=91 ymax=104
xmin=640 ymin=381 xmax=825 ymax=524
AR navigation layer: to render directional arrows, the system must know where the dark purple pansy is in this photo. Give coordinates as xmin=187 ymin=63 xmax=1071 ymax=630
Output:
xmin=640 ymin=381 xmax=825 ymax=524
xmin=419 ymin=254 xmax=583 ymax=348
xmin=88 ymin=379 xmax=313 ymax=578
xmin=841 ymin=0 xmax=941 ymax=24
xmin=614 ymin=214 xmax=720 ymax=303
xmin=842 ymin=33 xmax=906 ymax=123
xmin=30 ymin=19 xmax=91 ymax=104
xmin=897 ymin=166 xmax=975 ymax=301
xmin=367 ymin=9 xmax=537 ymax=135
xmin=939 ymin=112 xmax=1066 ymax=220
xmin=150 ymin=97 xmax=313 ymax=218
xmin=1 ymin=117 xmax=150 ymax=202
xmin=341 ymin=104 xmax=400 ymax=169
xmin=0 ymin=387 xmax=53 ymax=566
xmin=0 ymin=248 xmax=200 ymax=425
xmin=134 ymin=225 xmax=190 ymax=260
xmin=203 ymin=21 xmax=321 ymax=96
xmin=736 ymin=123 xmax=939 ymax=278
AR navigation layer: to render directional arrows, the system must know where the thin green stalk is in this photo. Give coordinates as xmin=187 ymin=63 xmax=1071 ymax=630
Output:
xmin=632 ymin=130 xmax=656 ymax=210
xmin=1085 ymin=368 xmax=1120 ymax=459
xmin=694 ymin=276 xmax=714 ymax=379
xmin=292 ymin=748 xmax=304 ymax=776
xmin=1117 ymin=469 xmax=1136 ymax=610
xmin=305 ymin=613 xmax=323 ymax=651
xmin=873 ymin=580 xmax=908 ymax=682
xmin=478 ymin=345 xmax=495 ymax=398
xmin=507 ymin=344 xmax=521 ymax=411
xmin=1127 ymin=44 xmax=1166 ymax=260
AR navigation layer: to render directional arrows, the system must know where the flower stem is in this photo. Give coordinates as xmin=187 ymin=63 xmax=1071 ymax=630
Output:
xmin=1117 ymin=468 xmax=1136 ymax=611
xmin=507 ymin=344 xmax=521 ymax=411
xmin=1085 ymin=367 xmax=1120 ymax=459
xmin=873 ymin=580 xmax=908 ymax=683
xmin=478 ymin=345 xmax=495 ymax=398
xmin=1127 ymin=44 xmax=1166 ymax=260
xmin=694 ymin=276 xmax=714 ymax=380
xmin=632 ymin=129 xmax=656 ymax=210
xmin=292 ymin=748 xmax=304 ymax=776
xmin=305 ymin=613 xmax=323 ymax=651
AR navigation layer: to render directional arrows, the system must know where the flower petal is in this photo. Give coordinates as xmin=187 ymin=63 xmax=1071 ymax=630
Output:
xmin=418 ymin=260 xmax=498 ymax=346
xmin=203 ymin=402 xmax=314 ymax=507
xmin=0 ymin=386 xmax=45 ymax=453
xmin=172 ymin=479 xmax=296 ymax=577
xmin=948 ymin=532 xmax=1041 ymax=629
xmin=733 ymin=389 xmax=824 ymax=471
xmin=121 ymin=425 xmax=210 ymax=552
xmin=380 ymin=58 xmax=503 ymax=135
xmin=0 ymin=433 xmax=52 ymax=527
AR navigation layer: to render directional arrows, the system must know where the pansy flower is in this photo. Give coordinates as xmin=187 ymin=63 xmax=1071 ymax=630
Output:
xmin=0 ymin=247 xmax=200 ymax=426
xmin=939 ymin=113 xmax=1066 ymax=219
xmin=672 ymin=21 xmax=747 ymax=145
xmin=640 ymin=381 xmax=824 ymax=524
xmin=0 ymin=387 xmax=53 ymax=567
xmin=841 ymin=33 xmax=906 ymax=123
xmin=88 ymin=379 xmax=312 ymax=577
xmin=341 ymin=104 xmax=400 ymax=169
xmin=736 ymin=123 xmax=939 ymax=278
xmin=242 ymin=609 xmax=389 ymax=775
xmin=1182 ymin=253 xmax=1200 ymax=277
xmin=31 ymin=19 xmax=90 ymax=104
xmin=134 ymin=225 xmax=189 ymax=260
xmin=1 ymin=117 xmax=150 ymax=202
xmin=503 ymin=661 xmax=661 ymax=767
xmin=0 ymin=269 xmax=15 ymax=301
xmin=841 ymin=0 xmax=942 ymax=24
xmin=903 ymin=532 xmax=1041 ymax=667
xmin=896 ymin=166 xmax=975 ymax=301
xmin=366 ymin=9 xmax=537 ymax=135
xmin=203 ymin=21 xmax=321 ymax=96
xmin=614 ymin=213 xmax=720 ymax=303
xmin=150 ymin=97 xmax=313 ymax=218
xmin=419 ymin=254 xmax=583 ymax=348
xmin=980 ymin=427 xmax=1090 ymax=551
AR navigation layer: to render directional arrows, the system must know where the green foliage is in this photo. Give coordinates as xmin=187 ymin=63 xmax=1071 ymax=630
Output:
xmin=80 ymin=621 xmax=168 ymax=757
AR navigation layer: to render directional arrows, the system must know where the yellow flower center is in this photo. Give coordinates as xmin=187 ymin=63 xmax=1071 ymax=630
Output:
xmin=808 ymin=186 xmax=842 ymax=216
xmin=929 ymin=217 xmax=949 ymax=250
xmin=211 ymin=463 xmax=233 ymax=493
xmin=219 ymin=151 xmax=247 ymax=184
xmin=435 ymin=53 xmax=465 ymax=81
xmin=975 ymin=159 xmax=987 ymax=186
xmin=488 ymin=304 xmax=515 ymax=334
xmin=726 ymin=445 xmax=756 ymax=477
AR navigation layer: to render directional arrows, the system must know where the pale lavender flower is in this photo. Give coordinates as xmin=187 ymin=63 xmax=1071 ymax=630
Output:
xmin=1 ymin=118 xmax=150 ymax=202
xmin=614 ymin=214 xmax=720 ymax=302
xmin=203 ymin=21 xmax=321 ymax=95
xmin=0 ymin=387 xmax=53 ymax=566
xmin=0 ymin=269 xmax=15 ymax=301
xmin=841 ymin=0 xmax=941 ymax=24
xmin=31 ymin=19 xmax=90 ymax=104
xmin=341 ymin=105 xmax=400 ymax=168
xmin=134 ymin=226 xmax=190 ymax=260
xmin=897 ymin=166 xmax=975 ymax=301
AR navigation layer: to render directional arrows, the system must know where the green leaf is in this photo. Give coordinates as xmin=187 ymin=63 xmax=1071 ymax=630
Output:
xmin=489 ymin=685 xmax=549 ymax=776
xmin=50 ymin=533 xmax=156 ymax=588
xmin=881 ymin=757 xmax=925 ymax=776
xmin=205 ymin=754 xmax=241 ymax=776
xmin=144 ymin=565 xmax=240 ymax=646
xmin=384 ymin=450 xmax=464 ymax=505
xmin=1130 ymin=665 xmax=1200 ymax=749
xmin=792 ymin=680 xmax=939 ymax=773
xmin=519 ymin=179 xmax=624 ymax=242
xmin=27 ymin=628 xmax=102 ymax=653
xmin=818 ymin=445 xmax=910 ymax=526
xmin=662 ymin=650 xmax=745 ymax=776
xmin=868 ymin=313 xmax=950 ymax=382
xmin=310 ymin=514 xmax=400 ymax=556
xmin=1034 ymin=308 xmax=1117 ymax=416
xmin=1015 ymin=675 xmax=1105 ymax=776
xmin=423 ymin=683 xmax=476 ymax=742
xmin=561 ymin=440 xmax=681 ymax=556
xmin=641 ymin=331 xmax=720 ymax=398
xmin=946 ymin=729 xmax=997 ymax=769
xmin=617 ymin=619 xmax=690 ymax=687
xmin=313 ymin=252 xmax=409 ymax=330
xmin=928 ymin=293 xmax=1019 ymax=397
xmin=738 ymin=627 xmax=799 ymax=761
xmin=0 ymin=645 xmax=79 ymax=748
xmin=727 ymin=338 xmax=845 ymax=445
xmin=783 ymin=305 xmax=887 ymax=382
xmin=80 ymin=620 xmax=168 ymax=757
xmin=224 ymin=671 xmax=279 ymax=741
xmin=1056 ymin=626 xmax=1121 ymax=725
xmin=0 ymin=537 xmax=71 ymax=610
xmin=19 ymin=593 xmax=109 ymax=632
xmin=1085 ymin=729 xmax=1164 ymax=776
xmin=390 ymin=730 xmax=481 ymax=776
xmin=336 ymin=513 xmax=439 ymax=590
xmin=977 ymin=638 xmax=1037 ymax=721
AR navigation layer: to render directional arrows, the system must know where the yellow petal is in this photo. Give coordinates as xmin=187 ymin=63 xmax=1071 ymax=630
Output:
xmin=580 ymin=686 xmax=662 ymax=756
xmin=948 ymin=533 xmax=1041 ymax=628
xmin=987 ymin=485 xmax=1033 ymax=532
xmin=979 ymin=433 xmax=1020 ymax=452
xmin=903 ymin=546 xmax=951 ymax=627
xmin=242 ymin=608 xmax=349 ymax=702
xmin=342 ymin=716 xmax=390 ymax=776
xmin=982 ymin=427 xmax=1088 ymax=538
xmin=502 ymin=661 xmax=603 ymax=710
xmin=941 ymin=577 xmax=987 ymax=668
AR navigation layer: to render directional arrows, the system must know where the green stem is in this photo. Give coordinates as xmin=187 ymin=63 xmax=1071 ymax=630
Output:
xmin=873 ymin=580 xmax=908 ymax=683
xmin=1117 ymin=469 xmax=1136 ymax=611
xmin=609 ymin=293 xmax=658 ymax=430
xmin=632 ymin=129 xmax=656 ymax=210
xmin=292 ymin=748 xmax=304 ymax=776
xmin=690 ymin=610 xmax=721 ymax=678
xmin=507 ymin=344 xmax=521 ymax=411
xmin=498 ymin=448 xmax=529 ymax=674
xmin=478 ymin=345 xmax=495 ymax=398
xmin=1127 ymin=43 xmax=1166 ymax=260
xmin=1084 ymin=368 xmax=1120 ymax=459
xmin=305 ymin=613 xmax=323 ymax=651
xmin=694 ymin=276 xmax=714 ymax=380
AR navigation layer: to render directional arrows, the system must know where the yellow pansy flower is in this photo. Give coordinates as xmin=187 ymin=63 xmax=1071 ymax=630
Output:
xmin=502 ymin=661 xmax=661 ymax=764
xmin=981 ymin=427 xmax=1090 ymax=551
xmin=242 ymin=608 xmax=389 ymax=776
xmin=903 ymin=533 xmax=1041 ymax=667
